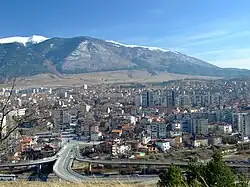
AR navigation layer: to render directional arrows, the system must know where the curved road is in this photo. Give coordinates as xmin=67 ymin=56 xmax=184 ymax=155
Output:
xmin=1 ymin=140 xmax=250 ymax=183
xmin=53 ymin=142 xmax=159 ymax=183
xmin=74 ymin=144 xmax=250 ymax=168
xmin=0 ymin=156 xmax=57 ymax=167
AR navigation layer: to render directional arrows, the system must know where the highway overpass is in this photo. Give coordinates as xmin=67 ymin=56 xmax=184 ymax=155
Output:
xmin=1 ymin=140 xmax=250 ymax=183
xmin=0 ymin=156 xmax=57 ymax=168
xmin=53 ymin=143 xmax=159 ymax=183
xmin=74 ymin=144 xmax=250 ymax=168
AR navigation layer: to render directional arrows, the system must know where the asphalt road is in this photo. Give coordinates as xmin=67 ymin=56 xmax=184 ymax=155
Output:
xmin=2 ymin=140 xmax=250 ymax=183
xmin=74 ymin=143 xmax=250 ymax=168
xmin=53 ymin=142 xmax=159 ymax=183
xmin=53 ymin=144 xmax=81 ymax=182
xmin=0 ymin=156 xmax=57 ymax=168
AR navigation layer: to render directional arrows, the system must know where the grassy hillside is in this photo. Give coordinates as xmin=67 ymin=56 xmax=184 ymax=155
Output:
xmin=5 ymin=70 xmax=219 ymax=88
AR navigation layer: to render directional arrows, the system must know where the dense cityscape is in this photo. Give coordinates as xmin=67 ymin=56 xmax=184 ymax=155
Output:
xmin=1 ymin=0 xmax=250 ymax=186
xmin=1 ymin=78 xmax=250 ymax=184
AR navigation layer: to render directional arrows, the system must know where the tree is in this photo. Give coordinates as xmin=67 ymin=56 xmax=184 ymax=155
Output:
xmin=157 ymin=164 xmax=187 ymax=187
xmin=203 ymin=151 xmax=235 ymax=187
xmin=0 ymin=78 xmax=52 ymax=154
xmin=158 ymin=151 xmax=249 ymax=187
xmin=236 ymin=174 xmax=249 ymax=187
xmin=0 ymin=78 xmax=16 ymax=142
xmin=186 ymin=157 xmax=209 ymax=187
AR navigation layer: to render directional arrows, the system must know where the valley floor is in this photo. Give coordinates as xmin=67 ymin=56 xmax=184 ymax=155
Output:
xmin=9 ymin=70 xmax=220 ymax=88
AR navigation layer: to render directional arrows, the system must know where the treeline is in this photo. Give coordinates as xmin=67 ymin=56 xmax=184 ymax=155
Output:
xmin=158 ymin=151 xmax=249 ymax=187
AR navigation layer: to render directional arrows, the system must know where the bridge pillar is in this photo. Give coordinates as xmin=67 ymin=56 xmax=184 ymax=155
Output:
xmin=10 ymin=166 xmax=14 ymax=174
xmin=37 ymin=164 xmax=42 ymax=179
xmin=88 ymin=163 xmax=92 ymax=175
xmin=37 ymin=164 xmax=42 ymax=173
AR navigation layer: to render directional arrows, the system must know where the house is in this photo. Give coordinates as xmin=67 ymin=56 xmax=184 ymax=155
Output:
xmin=171 ymin=122 xmax=181 ymax=131
xmin=111 ymin=140 xmax=131 ymax=156
xmin=110 ymin=129 xmax=122 ymax=139
xmin=98 ymin=141 xmax=112 ymax=154
xmin=142 ymin=136 xmax=151 ymax=145
xmin=147 ymin=144 xmax=159 ymax=153
xmin=42 ymin=144 xmax=56 ymax=152
xmin=91 ymin=131 xmax=102 ymax=141
xmin=208 ymin=136 xmax=222 ymax=146
xmin=218 ymin=124 xmax=233 ymax=134
xmin=172 ymin=135 xmax=183 ymax=148
xmin=155 ymin=140 xmax=171 ymax=152
xmin=20 ymin=137 xmax=33 ymax=152
xmin=193 ymin=137 xmax=209 ymax=147
xmin=208 ymin=123 xmax=233 ymax=135
xmin=146 ymin=118 xmax=167 ymax=139
xmin=81 ymin=122 xmax=98 ymax=136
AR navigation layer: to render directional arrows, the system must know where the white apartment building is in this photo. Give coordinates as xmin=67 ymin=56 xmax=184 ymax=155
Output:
xmin=236 ymin=113 xmax=250 ymax=137
xmin=178 ymin=95 xmax=191 ymax=107
xmin=218 ymin=124 xmax=233 ymax=134
xmin=146 ymin=119 xmax=167 ymax=139
xmin=155 ymin=141 xmax=171 ymax=152
xmin=141 ymin=91 xmax=154 ymax=107
xmin=134 ymin=95 xmax=142 ymax=107
xmin=112 ymin=143 xmax=131 ymax=156
xmin=53 ymin=109 xmax=71 ymax=130
xmin=171 ymin=122 xmax=181 ymax=131
xmin=191 ymin=118 xmax=209 ymax=135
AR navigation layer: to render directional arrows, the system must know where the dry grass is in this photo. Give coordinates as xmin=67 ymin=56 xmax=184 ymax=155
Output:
xmin=4 ymin=70 xmax=220 ymax=88
xmin=0 ymin=181 xmax=152 ymax=187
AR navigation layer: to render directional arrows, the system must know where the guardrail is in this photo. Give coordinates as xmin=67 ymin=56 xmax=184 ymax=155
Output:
xmin=74 ymin=145 xmax=250 ymax=168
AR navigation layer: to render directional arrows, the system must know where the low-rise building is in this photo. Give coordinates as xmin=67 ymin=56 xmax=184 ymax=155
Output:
xmin=193 ymin=137 xmax=209 ymax=147
xmin=155 ymin=140 xmax=171 ymax=152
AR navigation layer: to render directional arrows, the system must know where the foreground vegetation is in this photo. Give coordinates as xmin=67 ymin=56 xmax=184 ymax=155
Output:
xmin=0 ymin=181 xmax=151 ymax=187
xmin=158 ymin=151 xmax=249 ymax=187
xmin=0 ymin=152 xmax=249 ymax=187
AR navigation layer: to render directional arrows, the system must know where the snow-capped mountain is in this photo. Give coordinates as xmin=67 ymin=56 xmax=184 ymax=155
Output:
xmin=0 ymin=35 xmax=249 ymax=79
xmin=0 ymin=35 xmax=49 ymax=45
xmin=106 ymin=40 xmax=172 ymax=53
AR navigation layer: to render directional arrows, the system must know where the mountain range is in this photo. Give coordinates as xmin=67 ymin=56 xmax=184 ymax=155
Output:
xmin=0 ymin=35 xmax=249 ymax=80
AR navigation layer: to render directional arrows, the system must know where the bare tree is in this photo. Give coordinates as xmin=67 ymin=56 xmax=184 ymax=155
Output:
xmin=0 ymin=78 xmax=53 ymax=154
xmin=0 ymin=78 xmax=16 ymax=143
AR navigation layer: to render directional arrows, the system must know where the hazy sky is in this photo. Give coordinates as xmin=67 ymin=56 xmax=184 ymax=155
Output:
xmin=1 ymin=0 xmax=250 ymax=69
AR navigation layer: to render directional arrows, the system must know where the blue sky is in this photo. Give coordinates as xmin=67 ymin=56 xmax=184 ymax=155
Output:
xmin=1 ymin=0 xmax=250 ymax=69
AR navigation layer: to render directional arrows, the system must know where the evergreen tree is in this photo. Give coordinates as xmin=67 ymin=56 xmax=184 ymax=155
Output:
xmin=203 ymin=151 xmax=235 ymax=187
xmin=187 ymin=157 xmax=208 ymax=187
xmin=157 ymin=164 xmax=187 ymax=187
xmin=236 ymin=174 xmax=249 ymax=187
xmin=157 ymin=151 xmax=248 ymax=187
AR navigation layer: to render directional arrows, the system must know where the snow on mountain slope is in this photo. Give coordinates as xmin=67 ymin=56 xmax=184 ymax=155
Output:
xmin=0 ymin=35 xmax=49 ymax=45
xmin=106 ymin=40 xmax=179 ymax=53
xmin=0 ymin=35 xmax=250 ymax=78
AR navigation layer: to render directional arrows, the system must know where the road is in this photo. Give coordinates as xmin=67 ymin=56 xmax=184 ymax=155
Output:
xmin=53 ymin=142 xmax=159 ymax=183
xmin=53 ymin=143 xmax=84 ymax=182
xmin=0 ymin=156 xmax=57 ymax=167
xmin=2 ymin=140 xmax=250 ymax=183
xmin=74 ymin=144 xmax=250 ymax=168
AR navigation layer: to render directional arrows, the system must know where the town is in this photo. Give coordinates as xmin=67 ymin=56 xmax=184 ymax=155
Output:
xmin=1 ymin=77 xmax=250 ymax=181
